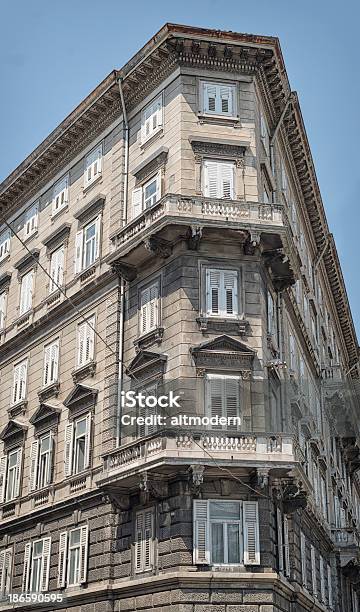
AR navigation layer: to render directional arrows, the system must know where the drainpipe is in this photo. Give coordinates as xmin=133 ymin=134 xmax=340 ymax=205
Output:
xmin=115 ymin=76 xmax=129 ymax=447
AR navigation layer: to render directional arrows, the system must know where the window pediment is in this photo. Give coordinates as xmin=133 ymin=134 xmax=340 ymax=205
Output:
xmin=189 ymin=136 xmax=248 ymax=160
xmin=42 ymin=223 xmax=71 ymax=252
xmin=133 ymin=146 xmax=168 ymax=184
xmin=14 ymin=249 xmax=39 ymax=274
xmin=0 ymin=272 xmax=11 ymax=292
xmin=126 ymin=350 xmax=167 ymax=381
xmin=191 ymin=335 xmax=255 ymax=372
xmin=64 ymin=384 xmax=98 ymax=412
xmin=74 ymin=194 xmax=105 ymax=225
xmin=0 ymin=419 xmax=27 ymax=443
xmin=29 ymin=403 xmax=61 ymax=427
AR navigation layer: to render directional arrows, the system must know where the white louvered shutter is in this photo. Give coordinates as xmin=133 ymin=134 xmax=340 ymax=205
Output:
xmin=22 ymin=542 xmax=32 ymax=592
xmin=220 ymin=85 xmax=233 ymax=115
xmin=193 ymin=500 xmax=209 ymax=564
xmin=207 ymin=375 xmax=223 ymax=421
xmin=156 ymin=97 xmax=163 ymax=128
xmin=78 ymin=321 xmax=86 ymax=366
xmin=46 ymin=432 xmax=54 ymax=486
xmin=43 ymin=344 xmax=51 ymax=387
xmin=0 ymin=548 xmax=12 ymax=595
xmin=57 ymin=531 xmax=68 ymax=588
xmin=143 ymin=510 xmax=154 ymax=571
xmin=50 ymin=246 xmax=64 ymax=292
xmin=224 ymin=376 xmax=240 ymax=426
xmin=223 ymin=270 xmax=238 ymax=315
xmin=327 ymin=564 xmax=333 ymax=608
xmin=74 ymin=230 xmax=83 ymax=274
xmin=64 ymin=422 xmax=74 ymax=477
xmin=84 ymin=413 xmax=91 ymax=469
xmin=300 ymin=531 xmax=307 ymax=586
xmin=283 ymin=515 xmax=290 ymax=577
xmin=85 ymin=318 xmax=95 ymax=363
xmin=219 ymin=162 xmax=234 ymax=199
xmin=0 ymin=456 xmax=7 ymax=504
xmin=320 ymin=556 xmax=326 ymax=602
xmin=0 ymin=292 xmax=6 ymax=329
xmin=20 ymin=271 xmax=33 ymax=315
xmin=311 ymin=545 xmax=317 ymax=596
xmin=204 ymin=161 xmax=219 ymax=198
xmin=132 ymin=187 xmax=143 ymax=219
xmin=30 ymin=440 xmax=39 ymax=491
xmin=277 ymin=507 xmax=284 ymax=572
xmin=0 ymin=550 xmax=5 ymax=594
xmin=243 ymin=501 xmax=260 ymax=565
xmin=206 ymin=269 xmax=220 ymax=315
xmin=79 ymin=525 xmax=89 ymax=584
xmin=40 ymin=537 xmax=51 ymax=592
xmin=51 ymin=341 xmax=59 ymax=383
xmin=94 ymin=215 xmax=101 ymax=261
xmin=53 ymin=176 xmax=69 ymax=213
xmin=135 ymin=511 xmax=144 ymax=572
xmin=140 ymin=284 xmax=158 ymax=335
xmin=204 ymin=83 xmax=217 ymax=112
xmin=14 ymin=448 xmax=22 ymax=498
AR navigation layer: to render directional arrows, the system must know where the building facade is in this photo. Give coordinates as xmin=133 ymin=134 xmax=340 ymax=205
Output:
xmin=0 ymin=23 xmax=359 ymax=612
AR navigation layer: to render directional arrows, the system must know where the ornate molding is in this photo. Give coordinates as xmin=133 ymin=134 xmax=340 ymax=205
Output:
xmin=143 ymin=236 xmax=172 ymax=259
xmin=111 ymin=261 xmax=137 ymax=281
xmin=186 ymin=226 xmax=202 ymax=251
xmin=188 ymin=464 xmax=205 ymax=496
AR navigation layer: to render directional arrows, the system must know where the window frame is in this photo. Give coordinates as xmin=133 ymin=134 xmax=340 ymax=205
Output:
xmin=84 ymin=144 xmax=102 ymax=188
xmin=23 ymin=202 xmax=39 ymax=240
xmin=131 ymin=171 xmax=162 ymax=219
xmin=202 ymin=159 xmax=235 ymax=200
xmin=200 ymin=81 xmax=237 ymax=118
xmin=19 ymin=269 xmax=34 ymax=316
xmin=52 ymin=175 xmax=69 ymax=216
xmin=12 ymin=358 xmax=28 ymax=405
xmin=205 ymin=373 xmax=241 ymax=430
xmin=0 ymin=546 xmax=13 ymax=596
xmin=49 ymin=245 xmax=65 ymax=294
xmin=141 ymin=94 xmax=163 ymax=145
xmin=75 ymin=215 xmax=101 ymax=274
xmin=77 ymin=315 xmax=95 ymax=367
xmin=42 ymin=339 xmax=59 ymax=387
xmin=4 ymin=447 xmax=22 ymax=502
xmin=139 ymin=280 xmax=160 ymax=337
xmin=0 ymin=231 xmax=10 ymax=262
xmin=204 ymin=267 xmax=240 ymax=318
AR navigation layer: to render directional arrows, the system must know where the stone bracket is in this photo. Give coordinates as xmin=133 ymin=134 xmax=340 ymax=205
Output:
xmin=111 ymin=261 xmax=137 ymax=281
xmin=143 ymin=236 xmax=172 ymax=258
xmin=186 ymin=225 xmax=202 ymax=251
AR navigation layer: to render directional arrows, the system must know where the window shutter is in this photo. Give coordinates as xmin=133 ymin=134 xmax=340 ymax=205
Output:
xmin=78 ymin=321 xmax=86 ymax=366
xmin=243 ymin=501 xmax=260 ymax=565
xmin=84 ymin=413 xmax=91 ymax=469
xmin=64 ymin=422 xmax=74 ymax=477
xmin=57 ymin=531 xmax=68 ymax=588
xmin=193 ymin=500 xmax=210 ymax=564
xmin=47 ymin=432 xmax=54 ymax=486
xmin=30 ymin=440 xmax=39 ymax=491
xmin=74 ymin=230 xmax=83 ymax=274
xmin=85 ymin=318 xmax=95 ymax=363
xmin=311 ymin=545 xmax=317 ymax=596
xmin=204 ymin=83 xmax=217 ymax=112
xmin=149 ymin=284 xmax=159 ymax=331
xmin=277 ymin=507 xmax=283 ymax=572
xmin=79 ymin=525 xmax=89 ymax=584
xmin=220 ymin=162 xmax=234 ymax=199
xmin=300 ymin=531 xmax=307 ymax=586
xmin=43 ymin=345 xmax=51 ymax=387
xmin=320 ymin=556 xmax=326 ymax=602
xmin=206 ymin=269 xmax=220 ymax=315
xmin=94 ymin=215 xmax=101 ymax=260
xmin=0 ymin=292 xmax=6 ymax=329
xmin=135 ymin=511 xmax=144 ymax=572
xmin=283 ymin=515 xmax=290 ymax=577
xmin=0 ymin=550 xmax=5 ymax=594
xmin=140 ymin=287 xmax=150 ymax=335
xmin=155 ymin=170 xmax=162 ymax=201
xmin=40 ymin=537 xmax=51 ymax=592
xmin=224 ymin=376 xmax=240 ymax=424
xmin=207 ymin=375 xmax=223 ymax=420
xmin=52 ymin=342 xmax=59 ymax=382
xmin=156 ymin=97 xmax=163 ymax=127
xmin=22 ymin=542 xmax=32 ymax=592
xmin=14 ymin=448 xmax=22 ymax=498
xmin=0 ymin=456 xmax=7 ymax=504
xmin=220 ymin=85 xmax=232 ymax=114
xmin=132 ymin=187 xmax=143 ymax=219
xmin=223 ymin=270 xmax=238 ymax=315
xmin=0 ymin=547 xmax=12 ymax=595
xmin=204 ymin=160 xmax=220 ymax=198
xmin=143 ymin=510 xmax=154 ymax=571
xmin=327 ymin=564 xmax=333 ymax=608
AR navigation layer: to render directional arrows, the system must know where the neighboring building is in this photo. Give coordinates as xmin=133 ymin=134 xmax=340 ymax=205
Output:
xmin=0 ymin=22 xmax=359 ymax=612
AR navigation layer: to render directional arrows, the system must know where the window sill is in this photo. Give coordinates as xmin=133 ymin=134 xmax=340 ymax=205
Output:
xmin=38 ymin=381 xmax=60 ymax=402
xmin=134 ymin=327 xmax=164 ymax=352
xmin=140 ymin=128 xmax=163 ymax=150
xmin=8 ymin=400 xmax=28 ymax=418
xmin=0 ymin=253 xmax=10 ymax=266
xmin=198 ymin=112 xmax=240 ymax=127
xmin=46 ymin=289 xmax=62 ymax=308
xmin=15 ymin=310 xmax=33 ymax=329
xmin=23 ymin=229 xmax=39 ymax=244
xmin=71 ymin=361 xmax=97 ymax=383
xmin=197 ymin=316 xmax=247 ymax=335
xmin=51 ymin=204 xmax=69 ymax=222
xmin=76 ymin=263 xmax=98 ymax=284
xmin=83 ymin=174 xmax=102 ymax=194
xmin=1 ymin=501 xmax=17 ymax=519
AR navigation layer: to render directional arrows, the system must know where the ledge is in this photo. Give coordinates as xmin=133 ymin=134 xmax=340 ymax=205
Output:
xmin=132 ymin=146 xmax=168 ymax=180
xmin=196 ymin=316 xmax=247 ymax=335
xmin=42 ymin=222 xmax=71 ymax=251
xmin=14 ymin=249 xmax=39 ymax=272
xmin=189 ymin=134 xmax=250 ymax=150
xmin=7 ymin=400 xmax=28 ymax=419
xmin=71 ymin=361 xmax=97 ymax=383
xmin=37 ymin=381 xmax=60 ymax=402
xmin=134 ymin=327 xmax=164 ymax=352
xmin=75 ymin=193 xmax=105 ymax=224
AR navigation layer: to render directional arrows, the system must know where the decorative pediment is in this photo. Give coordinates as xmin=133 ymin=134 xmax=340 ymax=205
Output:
xmin=126 ymin=350 xmax=167 ymax=380
xmin=0 ymin=419 xmax=27 ymax=442
xmin=29 ymin=403 xmax=61 ymax=427
xmin=191 ymin=335 xmax=255 ymax=372
xmin=63 ymin=384 xmax=98 ymax=410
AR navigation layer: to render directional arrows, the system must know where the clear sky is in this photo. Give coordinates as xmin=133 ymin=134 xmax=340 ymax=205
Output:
xmin=1 ymin=0 xmax=359 ymax=335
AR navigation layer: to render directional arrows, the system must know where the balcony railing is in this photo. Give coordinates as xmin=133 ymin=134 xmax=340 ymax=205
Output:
xmin=331 ymin=528 xmax=360 ymax=548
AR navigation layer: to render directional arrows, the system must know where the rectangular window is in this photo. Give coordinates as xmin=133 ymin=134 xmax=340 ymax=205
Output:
xmin=327 ymin=564 xmax=333 ymax=608
xmin=138 ymin=384 xmax=158 ymax=438
xmin=203 ymin=160 xmax=235 ymax=200
xmin=300 ymin=531 xmax=307 ymax=587
xmin=135 ymin=508 xmax=155 ymax=572
xmin=311 ymin=544 xmax=317 ymax=596
xmin=64 ymin=414 xmax=91 ymax=477
xmin=24 ymin=203 xmax=39 ymax=239
xmin=0 ymin=291 xmax=7 ymax=330
xmin=276 ymin=508 xmax=290 ymax=577
xmin=139 ymin=282 xmax=159 ymax=336
xmin=0 ymin=231 xmax=10 ymax=262
xmin=77 ymin=316 xmax=95 ymax=367
xmin=49 ymin=246 xmax=64 ymax=293
xmin=0 ymin=448 xmax=22 ymax=503
xmin=206 ymin=374 xmax=241 ymax=430
xmin=0 ymin=547 xmax=13 ymax=595
xmin=84 ymin=144 xmax=102 ymax=187
xmin=141 ymin=95 xmax=163 ymax=144
xmin=205 ymin=268 xmax=238 ymax=317
xmin=320 ymin=555 xmax=326 ymax=603
xmin=52 ymin=175 xmax=69 ymax=215
xmin=12 ymin=359 xmax=28 ymax=404
xmin=57 ymin=526 xmax=88 ymax=587
xmin=30 ymin=432 xmax=54 ymax=491
xmin=267 ymin=291 xmax=276 ymax=337
xmin=22 ymin=538 xmax=51 ymax=593
xmin=193 ymin=500 xmax=260 ymax=566
xmin=19 ymin=270 xmax=34 ymax=315
xmin=260 ymin=113 xmax=270 ymax=156
xmin=43 ymin=340 xmax=59 ymax=387
xmin=74 ymin=216 xmax=101 ymax=273
xmin=131 ymin=172 xmax=161 ymax=219
xmin=202 ymin=82 xmax=236 ymax=116
xmin=281 ymin=160 xmax=288 ymax=197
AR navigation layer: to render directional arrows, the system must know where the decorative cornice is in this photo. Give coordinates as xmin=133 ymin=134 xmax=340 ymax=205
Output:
xmin=42 ymin=223 xmax=71 ymax=251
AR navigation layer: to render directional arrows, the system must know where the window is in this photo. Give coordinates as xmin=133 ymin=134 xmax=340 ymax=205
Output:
xmin=260 ymin=113 xmax=270 ymax=156
xmin=139 ymin=282 xmax=159 ymax=335
xmin=267 ymin=291 xmax=276 ymax=337
xmin=30 ymin=432 xmax=54 ymax=491
xmin=281 ymin=160 xmax=288 ymax=197
xmin=58 ymin=526 xmax=88 ymax=587
xmin=327 ymin=564 xmax=333 ymax=608
xmin=0 ymin=291 xmax=6 ymax=330
xmin=24 ymin=203 xmax=39 ymax=239
xmin=141 ymin=95 xmax=163 ymax=144
xmin=52 ymin=175 xmax=69 ymax=215
xmin=19 ymin=270 xmax=34 ymax=315
xmin=300 ymin=531 xmax=307 ymax=587
xmin=135 ymin=508 xmax=155 ymax=572
xmin=23 ymin=538 xmax=51 ymax=593
xmin=0 ymin=447 xmax=22 ymax=503
xmin=201 ymin=82 xmax=236 ymax=116
xmin=0 ymin=547 xmax=12 ymax=595
xmin=77 ymin=316 xmax=95 ymax=367
xmin=289 ymin=332 xmax=297 ymax=372
xmin=49 ymin=246 xmax=64 ymax=293
xmin=262 ymin=181 xmax=272 ymax=204
xmin=132 ymin=172 xmax=161 ymax=219
xmin=206 ymin=374 xmax=241 ymax=430
xmin=193 ymin=500 xmax=260 ymax=565
xmin=84 ymin=145 xmax=102 ymax=187
xmin=0 ymin=231 xmax=10 ymax=262
xmin=320 ymin=555 xmax=326 ymax=603
xmin=12 ymin=359 xmax=28 ymax=405
xmin=74 ymin=216 xmax=101 ymax=273
xmin=43 ymin=340 xmax=59 ymax=387
xmin=205 ymin=268 xmax=238 ymax=317
xmin=203 ymin=160 xmax=235 ymax=199
xmin=311 ymin=544 xmax=317 ymax=596
xmin=277 ymin=508 xmax=290 ymax=577
xmin=64 ymin=414 xmax=91 ymax=477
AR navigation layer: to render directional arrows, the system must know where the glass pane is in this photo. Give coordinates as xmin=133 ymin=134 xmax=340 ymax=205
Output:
xmin=76 ymin=438 xmax=85 ymax=473
xmin=40 ymin=435 xmax=50 ymax=453
xmin=210 ymin=501 xmax=240 ymax=520
xmin=68 ymin=549 xmax=77 ymax=585
xmin=9 ymin=451 xmax=18 ymax=468
xmin=6 ymin=469 xmax=14 ymax=500
xmin=85 ymin=224 xmax=96 ymax=241
xmin=30 ymin=558 xmax=40 ymax=592
xmin=33 ymin=540 xmax=43 ymax=557
xmin=211 ymin=523 xmax=224 ymax=563
xmin=76 ymin=418 xmax=87 ymax=437
xmin=144 ymin=180 xmax=157 ymax=206
xmin=227 ymin=524 xmax=240 ymax=563
xmin=70 ymin=528 xmax=81 ymax=546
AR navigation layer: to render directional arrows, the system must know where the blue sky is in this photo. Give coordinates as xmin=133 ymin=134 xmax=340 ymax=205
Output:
xmin=1 ymin=0 xmax=359 ymax=335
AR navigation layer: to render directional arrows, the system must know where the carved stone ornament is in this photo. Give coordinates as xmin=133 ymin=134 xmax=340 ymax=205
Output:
xmin=191 ymin=335 xmax=255 ymax=372
xmin=125 ymin=350 xmax=167 ymax=382
xmin=272 ymin=478 xmax=308 ymax=514
xmin=244 ymin=231 xmax=261 ymax=256
xmin=111 ymin=261 xmax=137 ymax=281
xmin=186 ymin=226 xmax=202 ymax=251
xmin=143 ymin=236 xmax=172 ymax=259
xmin=188 ymin=464 xmax=205 ymax=496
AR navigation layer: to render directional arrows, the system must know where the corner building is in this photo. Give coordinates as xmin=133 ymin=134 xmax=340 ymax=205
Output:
xmin=0 ymin=23 xmax=359 ymax=612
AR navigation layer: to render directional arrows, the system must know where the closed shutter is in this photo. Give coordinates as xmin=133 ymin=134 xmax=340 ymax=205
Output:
xmin=0 ymin=547 xmax=12 ymax=595
xmin=219 ymin=162 xmax=234 ymax=199
xmin=283 ymin=515 xmax=290 ymax=577
xmin=22 ymin=542 xmax=32 ymax=592
xmin=94 ymin=215 xmax=101 ymax=261
xmin=277 ymin=507 xmax=283 ymax=572
xmin=135 ymin=511 xmax=144 ymax=572
xmin=300 ymin=531 xmax=307 ymax=586
xmin=143 ymin=510 xmax=154 ymax=571
xmin=50 ymin=247 xmax=64 ymax=292
xmin=320 ymin=556 xmax=326 ymax=602
xmin=140 ymin=284 xmax=159 ymax=335
xmin=206 ymin=269 xmax=238 ymax=317
xmin=311 ymin=545 xmax=317 ymax=596
xmin=203 ymin=83 xmax=234 ymax=115
xmin=224 ymin=376 xmax=240 ymax=426
xmin=40 ymin=537 xmax=51 ymax=592
xmin=0 ymin=292 xmax=6 ymax=329
xmin=204 ymin=160 xmax=234 ymax=199
xmin=0 ymin=456 xmax=7 ymax=504
xmin=13 ymin=448 xmax=22 ymax=498
xmin=46 ymin=432 xmax=54 ymax=486
xmin=204 ymin=160 xmax=219 ymax=198
xmin=30 ymin=440 xmax=39 ymax=491
xmin=84 ymin=413 xmax=91 ymax=469
xmin=206 ymin=269 xmax=220 ymax=315
xmin=204 ymin=83 xmax=217 ymax=112
xmin=20 ymin=271 xmax=33 ymax=315
xmin=243 ymin=501 xmax=260 ymax=565
xmin=132 ymin=187 xmax=143 ymax=219
xmin=79 ymin=525 xmax=89 ymax=584
xmin=57 ymin=531 xmax=68 ymax=588
xmin=220 ymin=85 xmax=233 ymax=114
xmin=74 ymin=230 xmax=83 ymax=274
xmin=207 ymin=375 xmax=223 ymax=420
xmin=64 ymin=422 xmax=74 ymax=477
xmin=206 ymin=375 xmax=240 ymax=425
xmin=0 ymin=550 xmax=5 ymax=594
xmin=223 ymin=270 xmax=238 ymax=315
xmin=327 ymin=564 xmax=333 ymax=608
xmin=193 ymin=500 xmax=210 ymax=564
